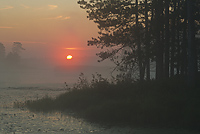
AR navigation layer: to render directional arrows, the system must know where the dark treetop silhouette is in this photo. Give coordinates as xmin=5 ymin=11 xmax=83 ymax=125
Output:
xmin=78 ymin=0 xmax=200 ymax=86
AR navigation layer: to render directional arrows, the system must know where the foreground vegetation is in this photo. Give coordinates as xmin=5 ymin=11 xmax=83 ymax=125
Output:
xmin=15 ymin=74 xmax=200 ymax=131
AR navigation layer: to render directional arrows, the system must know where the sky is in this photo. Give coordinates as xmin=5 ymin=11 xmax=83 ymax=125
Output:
xmin=0 ymin=0 xmax=100 ymax=64
xmin=0 ymin=0 xmax=114 ymax=87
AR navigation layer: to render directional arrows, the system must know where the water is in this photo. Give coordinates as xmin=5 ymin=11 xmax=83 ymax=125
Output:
xmin=0 ymin=87 xmax=198 ymax=134
xmin=0 ymin=87 xmax=100 ymax=133
xmin=0 ymin=87 xmax=132 ymax=134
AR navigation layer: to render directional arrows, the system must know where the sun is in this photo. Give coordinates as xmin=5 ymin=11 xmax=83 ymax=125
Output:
xmin=66 ymin=55 xmax=73 ymax=60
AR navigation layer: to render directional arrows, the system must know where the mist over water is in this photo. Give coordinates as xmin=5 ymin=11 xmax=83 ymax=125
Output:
xmin=0 ymin=42 xmax=115 ymax=88
xmin=0 ymin=57 xmax=114 ymax=88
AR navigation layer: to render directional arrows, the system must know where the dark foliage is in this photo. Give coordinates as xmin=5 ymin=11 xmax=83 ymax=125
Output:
xmin=19 ymin=75 xmax=200 ymax=131
xmin=77 ymin=0 xmax=200 ymax=86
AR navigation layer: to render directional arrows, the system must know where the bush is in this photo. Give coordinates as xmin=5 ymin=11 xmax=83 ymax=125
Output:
xmin=25 ymin=95 xmax=54 ymax=112
xmin=17 ymin=74 xmax=200 ymax=131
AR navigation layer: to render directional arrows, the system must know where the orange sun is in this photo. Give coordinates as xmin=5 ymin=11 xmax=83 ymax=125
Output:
xmin=66 ymin=55 xmax=73 ymax=60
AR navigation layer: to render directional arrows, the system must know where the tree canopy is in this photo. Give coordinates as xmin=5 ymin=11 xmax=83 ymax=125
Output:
xmin=78 ymin=0 xmax=200 ymax=85
xmin=0 ymin=42 xmax=25 ymax=66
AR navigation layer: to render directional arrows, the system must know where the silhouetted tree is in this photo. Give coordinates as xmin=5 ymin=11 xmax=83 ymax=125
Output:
xmin=164 ymin=0 xmax=170 ymax=78
xmin=0 ymin=42 xmax=6 ymax=70
xmin=144 ymin=0 xmax=150 ymax=80
xmin=187 ymin=0 xmax=198 ymax=87
xmin=0 ymin=42 xmax=5 ymax=62
xmin=152 ymin=0 xmax=164 ymax=79
xmin=6 ymin=42 xmax=25 ymax=65
xmin=78 ymin=0 xmax=150 ymax=80
xmin=78 ymin=0 xmax=200 ymax=83
xmin=12 ymin=42 xmax=25 ymax=53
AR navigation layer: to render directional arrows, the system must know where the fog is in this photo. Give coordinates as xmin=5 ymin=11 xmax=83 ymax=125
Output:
xmin=0 ymin=59 xmax=114 ymax=88
xmin=0 ymin=42 xmax=114 ymax=88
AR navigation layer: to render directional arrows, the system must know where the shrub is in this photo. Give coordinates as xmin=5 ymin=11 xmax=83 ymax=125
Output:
xmin=17 ymin=74 xmax=200 ymax=131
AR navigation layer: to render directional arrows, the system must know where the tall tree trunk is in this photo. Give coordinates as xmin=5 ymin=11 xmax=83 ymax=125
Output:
xmin=175 ymin=1 xmax=181 ymax=75
xmin=155 ymin=0 xmax=163 ymax=79
xmin=136 ymin=0 xmax=144 ymax=81
xmin=164 ymin=0 xmax=170 ymax=78
xmin=181 ymin=19 xmax=188 ymax=76
xmin=170 ymin=0 xmax=177 ymax=77
xmin=187 ymin=0 xmax=197 ymax=87
xmin=145 ymin=0 xmax=150 ymax=80
xmin=176 ymin=32 xmax=180 ymax=75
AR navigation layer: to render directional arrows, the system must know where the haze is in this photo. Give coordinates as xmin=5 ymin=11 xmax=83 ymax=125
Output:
xmin=0 ymin=0 xmax=114 ymax=88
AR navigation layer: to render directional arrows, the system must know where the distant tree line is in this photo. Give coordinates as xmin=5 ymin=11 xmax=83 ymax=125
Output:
xmin=0 ymin=42 xmax=25 ymax=66
xmin=78 ymin=0 xmax=200 ymax=85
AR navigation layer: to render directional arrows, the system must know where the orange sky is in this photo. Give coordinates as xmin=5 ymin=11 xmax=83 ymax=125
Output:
xmin=0 ymin=0 xmax=101 ymax=67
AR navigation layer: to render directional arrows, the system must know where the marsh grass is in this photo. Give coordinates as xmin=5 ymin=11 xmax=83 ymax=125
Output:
xmin=13 ymin=101 xmax=25 ymax=108
xmin=15 ymin=74 xmax=200 ymax=131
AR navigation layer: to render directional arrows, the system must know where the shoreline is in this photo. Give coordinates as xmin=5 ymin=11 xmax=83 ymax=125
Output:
xmin=1 ymin=86 xmax=200 ymax=134
xmin=18 ymin=79 xmax=200 ymax=133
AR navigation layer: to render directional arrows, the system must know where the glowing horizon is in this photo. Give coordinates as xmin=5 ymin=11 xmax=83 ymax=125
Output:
xmin=0 ymin=0 xmax=99 ymax=67
xmin=65 ymin=48 xmax=77 ymax=50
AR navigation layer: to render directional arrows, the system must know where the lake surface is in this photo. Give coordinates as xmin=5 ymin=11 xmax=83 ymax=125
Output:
xmin=0 ymin=87 xmax=198 ymax=134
